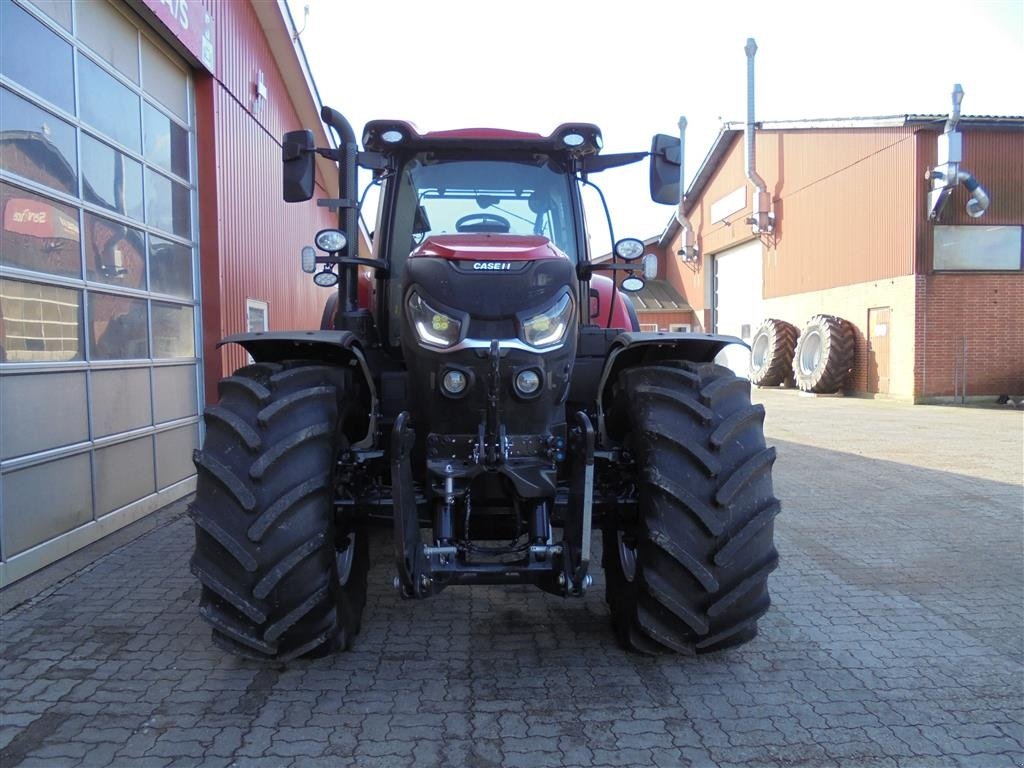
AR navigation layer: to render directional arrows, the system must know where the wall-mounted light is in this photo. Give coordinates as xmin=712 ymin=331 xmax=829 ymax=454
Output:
xmin=252 ymin=69 xmax=267 ymax=112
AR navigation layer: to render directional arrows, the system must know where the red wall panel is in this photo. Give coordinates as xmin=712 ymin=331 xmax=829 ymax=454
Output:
xmin=195 ymin=0 xmax=336 ymax=400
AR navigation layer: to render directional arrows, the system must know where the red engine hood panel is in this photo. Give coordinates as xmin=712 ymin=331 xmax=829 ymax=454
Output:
xmin=411 ymin=234 xmax=566 ymax=262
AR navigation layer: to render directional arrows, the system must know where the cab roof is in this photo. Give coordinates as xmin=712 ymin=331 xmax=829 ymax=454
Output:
xmin=362 ymin=120 xmax=603 ymax=156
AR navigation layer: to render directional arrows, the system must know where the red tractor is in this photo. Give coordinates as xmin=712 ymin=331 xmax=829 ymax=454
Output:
xmin=190 ymin=108 xmax=779 ymax=661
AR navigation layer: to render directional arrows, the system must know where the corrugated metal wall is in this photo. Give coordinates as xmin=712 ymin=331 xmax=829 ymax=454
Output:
xmin=916 ymin=127 xmax=1024 ymax=273
xmin=674 ymin=127 xmax=920 ymax=302
xmin=196 ymin=0 xmax=336 ymax=396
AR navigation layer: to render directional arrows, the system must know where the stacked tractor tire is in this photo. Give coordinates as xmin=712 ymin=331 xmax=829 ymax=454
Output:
xmin=750 ymin=315 xmax=855 ymax=394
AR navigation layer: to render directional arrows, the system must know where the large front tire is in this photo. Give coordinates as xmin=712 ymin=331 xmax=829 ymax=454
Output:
xmin=190 ymin=362 xmax=368 ymax=661
xmin=603 ymin=361 xmax=779 ymax=654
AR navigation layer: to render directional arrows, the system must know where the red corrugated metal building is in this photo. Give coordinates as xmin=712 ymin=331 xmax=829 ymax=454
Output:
xmin=0 ymin=0 xmax=336 ymax=583
xmin=650 ymin=115 xmax=1024 ymax=402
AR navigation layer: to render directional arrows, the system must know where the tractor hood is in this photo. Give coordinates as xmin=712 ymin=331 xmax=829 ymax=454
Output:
xmin=403 ymin=234 xmax=575 ymax=323
xmin=410 ymin=234 xmax=567 ymax=265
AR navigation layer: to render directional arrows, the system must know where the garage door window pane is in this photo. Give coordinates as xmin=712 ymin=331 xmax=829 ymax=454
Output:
xmin=0 ymin=2 xmax=74 ymax=113
xmin=80 ymin=133 xmax=144 ymax=221
xmin=88 ymin=292 xmax=148 ymax=360
xmin=0 ymin=87 xmax=78 ymax=195
xmin=141 ymin=36 xmax=188 ymax=121
xmin=143 ymin=102 xmax=189 ymax=181
xmin=149 ymin=235 xmax=192 ymax=298
xmin=0 ymin=277 xmax=83 ymax=362
xmin=77 ymin=54 xmax=141 ymax=153
xmin=76 ymin=0 xmax=140 ymax=84
xmin=25 ymin=0 xmax=72 ymax=31
xmin=145 ymin=168 xmax=190 ymax=238
xmin=84 ymin=212 xmax=146 ymax=290
xmin=152 ymin=301 xmax=194 ymax=358
xmin=1 ymin=183 xmax=81 ymax=278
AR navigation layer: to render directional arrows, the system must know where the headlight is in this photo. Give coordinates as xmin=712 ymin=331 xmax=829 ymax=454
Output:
xmin=407 ymin=292 xmax=462 ymax=348
xmin=520 ymin=293 xmax=574 ymax=348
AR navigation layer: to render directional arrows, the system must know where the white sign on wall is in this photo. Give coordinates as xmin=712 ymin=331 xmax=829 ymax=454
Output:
xmin=711 ymin=186 xmax=747 ymax=224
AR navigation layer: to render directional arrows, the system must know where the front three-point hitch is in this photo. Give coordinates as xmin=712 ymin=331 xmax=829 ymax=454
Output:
xmin=390 ymin=409 xmax=595 ymax=599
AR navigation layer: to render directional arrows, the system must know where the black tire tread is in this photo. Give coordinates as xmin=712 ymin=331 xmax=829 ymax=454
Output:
xmin=793 ymin=314 xmax=855 ymax=393
xmin=749 ymin=318 xmax=799 ymax=387
xmin=603 ymin=361 xmax=780 ymax=655
xmin=191 ymin=361 xmax=369 ymax=662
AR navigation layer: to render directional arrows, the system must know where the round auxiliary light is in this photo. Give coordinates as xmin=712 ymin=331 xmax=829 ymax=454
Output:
xmin=621 ymin=276 xmax=645 ymax=293
xmin=614 ymin=237 xmax=645 ymax=261
xmin=441 ymin=369 xmax=468 ymax=396
xmin=381 ymin=129 xmax=404 ymax=144
xmin=562 ymin=133 xmax=585 ymax=147
xmin=514 ymin=369 xmax=542 ymax=397
xmin=301 ymin=245 xmax=317 ymax=274
xmin=313 ymin=269 xmax=339 ymax=288
xmin=315 ymin=228 xmax=346 ymax=253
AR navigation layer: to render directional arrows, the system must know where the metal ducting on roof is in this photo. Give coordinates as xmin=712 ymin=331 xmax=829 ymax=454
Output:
xmin=675 ymin=116 xmax=698 ymax=262
xmin=927 ymin=84 xmax=991 ymax=221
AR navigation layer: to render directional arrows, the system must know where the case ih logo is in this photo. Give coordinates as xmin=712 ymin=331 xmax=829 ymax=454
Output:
xmin=472 ymin=262 xmax=512 ymax=271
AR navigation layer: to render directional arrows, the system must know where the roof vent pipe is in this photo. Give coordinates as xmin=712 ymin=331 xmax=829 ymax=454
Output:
xmin=676 ymin=115 xmax=698 ymax=261
xmin=927 ymin=83 xmax=990 ymax=221
xmin=744 ymin=38 xmax=773 ymax=234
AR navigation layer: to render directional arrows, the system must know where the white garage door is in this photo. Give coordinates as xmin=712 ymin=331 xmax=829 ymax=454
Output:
xmin=712 ymin=239 xmax=763 ymax=377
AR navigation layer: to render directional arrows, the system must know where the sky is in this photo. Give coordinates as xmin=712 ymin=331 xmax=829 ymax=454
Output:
xmin=286 ymin=0 xmax=1024 ymax=244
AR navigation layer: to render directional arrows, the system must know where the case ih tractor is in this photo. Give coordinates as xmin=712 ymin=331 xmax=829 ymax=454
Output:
xmin=190 ymin=107 xmax=779 ymax=661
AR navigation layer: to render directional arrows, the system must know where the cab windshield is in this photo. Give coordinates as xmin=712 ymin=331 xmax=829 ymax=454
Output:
xmin=390 ymin=154 xmax=578 ymax=258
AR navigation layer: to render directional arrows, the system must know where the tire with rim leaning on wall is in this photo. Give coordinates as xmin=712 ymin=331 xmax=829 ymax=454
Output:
xmin=792 ymin=314 xmax=855 ymax=394
xmin=749 ymin=318 xmax=799 ymax=388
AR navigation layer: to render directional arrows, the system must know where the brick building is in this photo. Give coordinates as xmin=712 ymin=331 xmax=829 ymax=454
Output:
xmin=647 ymin=115 xmax=1024 ymax=402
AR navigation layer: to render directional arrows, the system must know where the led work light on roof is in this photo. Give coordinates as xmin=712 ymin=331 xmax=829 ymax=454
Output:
xmin=314 ymin=228 xmax=346 ymax=253
xmin=562 ymin=133 xmax=585 ymax=147
xmin=381 ymin=130 xmax=404 ymax=144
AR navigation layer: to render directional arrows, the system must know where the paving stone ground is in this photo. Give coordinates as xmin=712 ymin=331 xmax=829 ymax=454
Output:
xmin=1 ymin=391 xmax=1022 ymax=767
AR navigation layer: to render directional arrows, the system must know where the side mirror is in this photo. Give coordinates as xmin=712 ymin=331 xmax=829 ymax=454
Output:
xmin=649 ymin=133 xmax=681 ymax=205
xmin=282 ymin=129 xmax=315 ymax=202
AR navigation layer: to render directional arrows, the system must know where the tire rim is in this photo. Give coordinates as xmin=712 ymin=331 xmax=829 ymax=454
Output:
xmin=799 ymin=330 xmax=822 ymax=375
xmin=751 ymin=333 xmax=770 ymax=371
xmin=336 ymin=532 xmax=356 ymax=586
xmin=618 ymin=531 xmax=637 ymax=583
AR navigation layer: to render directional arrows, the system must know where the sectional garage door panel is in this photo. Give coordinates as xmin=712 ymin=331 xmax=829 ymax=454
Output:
xmin=2 ymin=453 xmax=93 ymax=556
xmin=1 ymin=372 xmax=89 ymax=459
xmin=712 ymin=239 xmax=764 ymax=378
xmin=0 ymin=0 xmax=199 ymax=583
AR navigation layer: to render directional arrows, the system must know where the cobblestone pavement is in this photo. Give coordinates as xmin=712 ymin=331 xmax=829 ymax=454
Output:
xmin=1 ymin=392 xmax=1022 ymax=767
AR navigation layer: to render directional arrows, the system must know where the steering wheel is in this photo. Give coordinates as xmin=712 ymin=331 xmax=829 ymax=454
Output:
xmin=455 ymin=213 xmax=511 ymax=233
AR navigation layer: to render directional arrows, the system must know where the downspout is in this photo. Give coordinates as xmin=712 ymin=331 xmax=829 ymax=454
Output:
xmin=676 ymin=116 xmax=698 ymax=262
xmin=744 ymin=38 xmax=773 ymax=234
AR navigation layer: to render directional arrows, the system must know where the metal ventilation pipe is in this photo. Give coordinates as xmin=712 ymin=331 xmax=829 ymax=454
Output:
xmin=744 ymin=38 xmax=772 ymax=233
xmin=927 ymin=83 xmax=990 ymax=221
xmin=676 ymin=115 xmax=697 ymax=261
xmin=945 ymin=83 xmax=964 ymax=133
xmin=959 ymin=171 xmax=990 ymax=218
